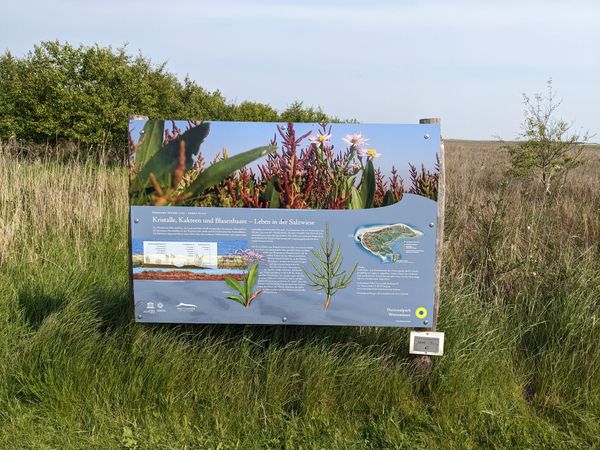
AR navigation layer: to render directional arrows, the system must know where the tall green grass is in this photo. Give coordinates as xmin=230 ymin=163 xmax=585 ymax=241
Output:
xmin=0 ymin=140 xmax=598 ymax=448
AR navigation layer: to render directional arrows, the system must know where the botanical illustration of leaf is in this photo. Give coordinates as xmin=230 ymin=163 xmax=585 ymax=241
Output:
xmin=224 ymin=276 xmax=244 ymax=295
xmin=247 ymin=264 xmax=258 ymax=289
xmin=226 ymin=295 xmax=246 ymax=306
xmin=247 ymin=289 xmax=263 ymax=306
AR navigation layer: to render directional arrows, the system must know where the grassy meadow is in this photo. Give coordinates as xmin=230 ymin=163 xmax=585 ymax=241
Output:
xmin=0 ymin=139 xmax=599 ymax=448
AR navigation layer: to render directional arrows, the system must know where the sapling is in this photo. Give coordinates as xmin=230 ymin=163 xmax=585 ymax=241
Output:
xmin=504 ymin=79 xmax=591 ymax=194
xmin=304 ymin=223 xmax=357 ymax=310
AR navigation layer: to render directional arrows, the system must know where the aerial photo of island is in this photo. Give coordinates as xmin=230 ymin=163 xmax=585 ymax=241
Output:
xmin=354 ymin=223 xmax=423 ymax=263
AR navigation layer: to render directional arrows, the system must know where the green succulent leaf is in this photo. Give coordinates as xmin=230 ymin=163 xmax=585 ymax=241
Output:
xmin=360 ymin=159 xmax=376 ymax=209
xmin=188 ymin=145 xmax=277 ymax=195
xmin=131 ymin=121 xmax=210 ymax=191
xmin=322 ymin=190 xmax=333 ymax=209
xmin=264 ymin=177 xmax=280 ymax=208
xmin=134 ymin=120 xmax=164 ymax=171
xmin=383 ymin=190 xmax=396 ymax=206
xmin=345 ymin=175 xmax=357 ymax=190
xmin=349 ymin=187 xmax=363 ymax=210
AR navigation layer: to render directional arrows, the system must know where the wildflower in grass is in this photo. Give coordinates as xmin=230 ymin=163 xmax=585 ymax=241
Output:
xmin=343 ymin=133 xmax=368 ymax=148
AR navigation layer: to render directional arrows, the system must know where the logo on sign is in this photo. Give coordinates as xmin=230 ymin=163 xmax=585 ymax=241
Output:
xmin=176 ymin=302 xmax=197 ymax=311
xmin=415 ymin=307 xmax=428 ymax=319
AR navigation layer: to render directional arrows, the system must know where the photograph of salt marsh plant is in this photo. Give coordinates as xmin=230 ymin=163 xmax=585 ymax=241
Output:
xmin=128 ymin=120 xmax=439 ymax=208
xmin=131 ymin=239 xmax=264 ymax=281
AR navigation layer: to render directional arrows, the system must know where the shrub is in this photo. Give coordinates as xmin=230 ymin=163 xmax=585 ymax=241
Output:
xmin=0 ymin=41 xmax=337 ymax=157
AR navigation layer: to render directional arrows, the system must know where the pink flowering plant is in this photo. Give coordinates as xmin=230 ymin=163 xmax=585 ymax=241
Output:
xmin=129 ymin=121 xmax=438 ymax=208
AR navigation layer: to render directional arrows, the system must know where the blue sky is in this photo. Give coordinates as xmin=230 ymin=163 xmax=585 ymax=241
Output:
xmin=2 ymin=0 xmax=599 ymax=140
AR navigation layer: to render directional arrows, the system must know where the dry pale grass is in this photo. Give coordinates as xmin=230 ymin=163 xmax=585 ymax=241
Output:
xmin=0 ymin=141 xmax=128 ymax=266
xmin=444 ymin=140 xmax=600 ymax=282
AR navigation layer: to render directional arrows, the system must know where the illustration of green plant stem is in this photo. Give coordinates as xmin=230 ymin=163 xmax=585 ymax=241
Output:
xmin=304 ymin=223 xmax=357 ymax=310
xmin=224 ymin=263 xmax=262 ymax=308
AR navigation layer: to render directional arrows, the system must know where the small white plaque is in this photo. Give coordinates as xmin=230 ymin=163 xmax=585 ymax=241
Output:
xmin=409 ymin=331 xmax=445 ymax=356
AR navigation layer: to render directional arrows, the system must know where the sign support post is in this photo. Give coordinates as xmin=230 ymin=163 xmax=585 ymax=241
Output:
xmin=411 ymin=117 xmax=445 ymax=381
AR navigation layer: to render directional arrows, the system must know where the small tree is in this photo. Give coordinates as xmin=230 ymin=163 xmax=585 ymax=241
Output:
xmin=506 ymin=79 xmax=591 ymax=194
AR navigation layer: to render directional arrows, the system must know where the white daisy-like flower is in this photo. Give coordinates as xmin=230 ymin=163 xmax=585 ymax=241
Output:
xmin=343 ymin=133 xmax=368 ymax=148
xmin=308 ymin=133 xmax=331 ymax=145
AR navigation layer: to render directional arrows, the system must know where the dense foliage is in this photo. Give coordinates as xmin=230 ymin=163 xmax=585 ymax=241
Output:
xmin=0 ymin=41 xmax=335 ymax=152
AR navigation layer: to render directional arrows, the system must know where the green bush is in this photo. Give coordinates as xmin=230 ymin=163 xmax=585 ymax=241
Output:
xmin=0 ymin=41 xmax=337 ymax=152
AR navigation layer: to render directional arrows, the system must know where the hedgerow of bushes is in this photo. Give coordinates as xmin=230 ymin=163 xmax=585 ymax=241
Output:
xmin=0 ymin=41 xmax=336 ymax=155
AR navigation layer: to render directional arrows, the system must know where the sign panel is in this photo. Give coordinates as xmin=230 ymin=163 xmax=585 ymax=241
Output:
xmin=128 ymin=120 xmax=442 ymax=327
